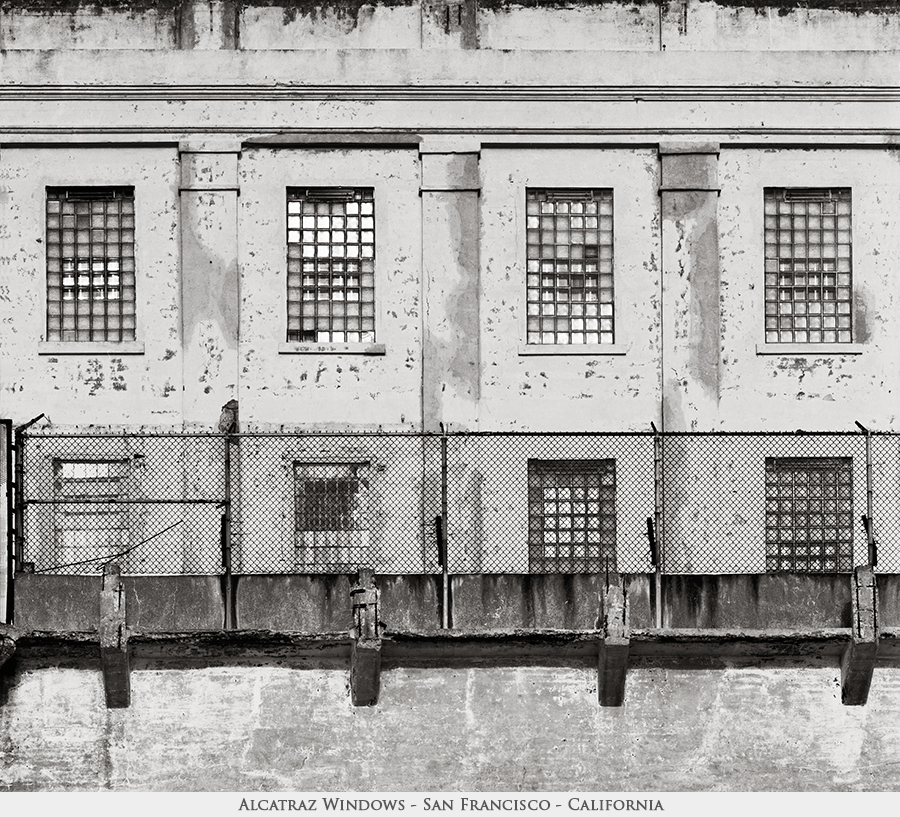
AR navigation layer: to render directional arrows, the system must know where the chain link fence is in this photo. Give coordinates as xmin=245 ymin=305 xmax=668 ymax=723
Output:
xmin=19 ymin=433 xmax=226 ymax=575
xmin=14 ymin=429 xmax=900 ymax=576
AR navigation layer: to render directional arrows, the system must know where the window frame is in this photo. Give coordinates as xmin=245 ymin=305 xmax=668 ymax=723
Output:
xmin=757 ymin=186 xmax=863 ymax=356
xmin=519 ymin=188 xmax=626 ymax=356
xmin=764 ymin=456 xmax=854 ymax=573
xmin=41 ymin=187 xmax=144 ymax=353
xmin=292 ymin=460 xmax=372 ymax=572
xmin=280 ymin=187 xmax=385 ymax=356
xmin=527 ymin=458 xmax=617 ymax=574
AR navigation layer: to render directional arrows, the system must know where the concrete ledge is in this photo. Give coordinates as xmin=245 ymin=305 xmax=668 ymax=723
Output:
xmin=14 ymin=574 xmax=224 ymax=633
xmin=6 ymin=627 xmax=886 ymax=665
xmin=14 ymin=574 xmax=98 ymax=632
xmin=451 ymin=574 xmax=612 ymax=631
xmin=235 ymin=574 xmax=352 ymax=631
xmin=663 ymin=574 xmax=852 ymax=629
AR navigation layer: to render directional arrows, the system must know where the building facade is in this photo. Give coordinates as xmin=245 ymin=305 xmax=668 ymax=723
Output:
xmin=1 ymin=0 xmax=900 ymax=791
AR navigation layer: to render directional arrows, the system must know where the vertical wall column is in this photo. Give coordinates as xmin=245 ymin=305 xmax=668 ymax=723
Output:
xmin=180 ymin=142 xmax=241 ymax=426
xmin=178 ymin=0 xmax=239 ymax=49
xmin=421 ymin=0 xmax=478 ymax=48
xmin=421 ymin=141 xmax=481 ymax=432
xmin=659 ymin=143 xmax=721 ymax=431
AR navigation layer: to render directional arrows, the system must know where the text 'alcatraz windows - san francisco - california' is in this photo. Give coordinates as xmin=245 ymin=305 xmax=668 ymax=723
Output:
xmin=526 ymin=189 xmax=614 ymax=345
xmin=46 ymin=188 xmax=136 ymax=343
xmin=765 ymin=188 xmax=852 ymax=344
xmin=286 ymin=188 xmax=376 ymax=344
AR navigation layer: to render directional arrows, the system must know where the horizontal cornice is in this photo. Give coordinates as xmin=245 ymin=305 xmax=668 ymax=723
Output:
xmin=1 ymin=84 xmax=900 ymax=103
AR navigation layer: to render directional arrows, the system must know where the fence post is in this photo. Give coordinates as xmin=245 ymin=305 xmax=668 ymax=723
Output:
xmin=652 ymin=423 xmax=664 ymax=629
xmin=856 ymin=422 xmax=877 ymax=568
xmin=2 ymin=419 xmax=12 ymax=625
xmin=440 ymin=431 xmax=450 ymax=629
xmin=219 ymin=400 xmax=239 ymax=630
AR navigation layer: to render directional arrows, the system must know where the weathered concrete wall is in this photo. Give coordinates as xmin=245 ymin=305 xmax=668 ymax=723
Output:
xmin=479 ymin=148 xmax=661 ymax=432
xmin=0 ymin=147 xmax=182 ymax=428
xmin=2 ymin=0 xmax=900 ymax=52
xmin=238 ymin=147 xmax=422 ymax=430
xmin=3 ymin=660 xmax=900 ymax=789
xmin=17 ymin=571 xmax=887 ymax=634
xmin=240 ymin=0 xmax=420 ymax=48
xmin=718 ymin=148 xmax=900 ymax=431
xmin=0 ymin=0 xmax=179 ymax=49
xmin=477 ymin=0 xmax=658 ymax=51
xmin=663 ymin=573 xmax=851 ymax=629
xmin=660 ymin=0 xmax=900 ymax=52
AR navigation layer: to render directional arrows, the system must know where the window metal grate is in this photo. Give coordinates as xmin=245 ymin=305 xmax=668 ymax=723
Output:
xmin=526 ymin=189 xmax=614 ymax=345
xmin=286 ymin=188 xmax=376 ymax=343
xmin=764 ymin=188 xmax=852 ymax=344
xmin=528 ymin=459 xmax=617 ymax=573
xmin=294 ymin=462 xmax=370 ymax=571
xmin=764 ymin=457 xmax=854 ymax=572
xmin=46 ymin=188 xmax=136 ymax=343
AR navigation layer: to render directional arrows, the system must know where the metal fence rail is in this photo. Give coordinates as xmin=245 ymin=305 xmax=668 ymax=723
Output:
xmin=14 ymin=429 xmax=900 ymax=576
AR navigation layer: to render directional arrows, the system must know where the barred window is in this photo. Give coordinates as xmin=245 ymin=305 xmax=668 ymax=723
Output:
xmin=765 ymin=457 xmax=853 ymax=572
xmin=526 ymin=189 xmax=614 ymax=345
xmin=764 ymin=188 xmax=852 ymax=344
xmin=46 ymin=188 xmax=136 ymax=343
xmin=294 ymin=462 xmax=370 ymax=571
xmin=53 ymin=460 xmax=130 ymax=573
xmin=286 ymin=188 xmax=376 ymax=343
xmin=528 ymin=459 xmax=616 ymax=573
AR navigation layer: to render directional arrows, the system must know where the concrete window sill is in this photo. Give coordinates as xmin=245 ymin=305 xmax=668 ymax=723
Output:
xmin=278 ymin=342 xmax=386 ymax=356
xmin=38 ymin=341 xmax=145 ymax=355
xmin=518 ymin=343 xmax=628 ymax=356
xmin=755 ymin=343 xmax=864 ymax=356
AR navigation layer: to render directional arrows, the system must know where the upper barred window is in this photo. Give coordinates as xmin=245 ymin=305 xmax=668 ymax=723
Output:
xmin=286 ymin=188 xmax=376 ymax=344
xmin=46 ymin=188 xmax=136 ymax=343
xmin=764 ymin=188 xmax=852 ymax=344
xmin=526 ymin=189 xmax=614 ymax=345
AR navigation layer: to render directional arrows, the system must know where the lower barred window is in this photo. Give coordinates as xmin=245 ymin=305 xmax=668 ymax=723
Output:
xmin=528 ymin=459 xmax=616 ymax=573
xmin=294 ymin=461 xmax=370 ymax=571
xmin=765 ymin=457 xmax=853 ymax=572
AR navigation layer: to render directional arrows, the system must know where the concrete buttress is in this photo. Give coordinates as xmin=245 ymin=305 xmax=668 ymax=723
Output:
xmin=598 ymin=574 xmax=630 ymax=707
xmin=841 ymin=565 xmax=878 ymax=706
xmin=99 ymin=562 xmax=130 ymax=709
xmin=350 ymin=567 xmax=382 ymax=706
xmin=179 ymin=141 xmax=241 ymax=425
